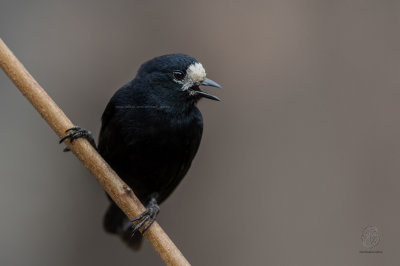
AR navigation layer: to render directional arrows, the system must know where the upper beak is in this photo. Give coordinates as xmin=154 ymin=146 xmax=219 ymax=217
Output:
xmin=201 ymin=78 xmax=222 ymax=89
xmin=196 ymin=78 xmax=222 ymax=101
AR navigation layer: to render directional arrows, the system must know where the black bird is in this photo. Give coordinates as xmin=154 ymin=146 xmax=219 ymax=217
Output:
xmin=60 ymin=54 xmax=221 ymax=250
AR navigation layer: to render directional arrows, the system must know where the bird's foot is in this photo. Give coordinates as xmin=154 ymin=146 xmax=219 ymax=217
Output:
xmin=59 ymin=126 xmax=96 ymax=152
xmin=131 ymin=198 xmax=160 ymax=237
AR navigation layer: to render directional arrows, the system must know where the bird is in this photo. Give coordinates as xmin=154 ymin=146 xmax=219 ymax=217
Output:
xmin=59 ymin=54 xmax=221 ymax=250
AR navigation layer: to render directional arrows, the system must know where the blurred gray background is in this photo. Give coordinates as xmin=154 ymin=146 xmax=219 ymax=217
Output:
xmin=1 ymin=0 xmax=399 ymax=265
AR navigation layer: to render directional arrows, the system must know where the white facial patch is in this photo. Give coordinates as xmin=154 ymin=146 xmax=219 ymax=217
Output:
xmin=187 ymin=63 xmax=206 ymax=83
xmin=174 ymin=62 xmax=207 ymax=91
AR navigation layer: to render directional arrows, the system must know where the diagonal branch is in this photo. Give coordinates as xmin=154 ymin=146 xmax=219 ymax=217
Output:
xmin=0 ymin=38 xmax=190 ymax=266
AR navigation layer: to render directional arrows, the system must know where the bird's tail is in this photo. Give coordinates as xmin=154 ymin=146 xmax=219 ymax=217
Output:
xmin=103 ymin=203 xmax=143 ymax=251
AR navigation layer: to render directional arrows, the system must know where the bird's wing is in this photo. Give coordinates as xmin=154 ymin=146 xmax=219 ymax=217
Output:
xmin=100 ymin=97 xmax=116 ymax=132
xmin=97 ymin=90 xmax=140 ymax=166
xmin=98 ymin=98 xmax=119 ymax=158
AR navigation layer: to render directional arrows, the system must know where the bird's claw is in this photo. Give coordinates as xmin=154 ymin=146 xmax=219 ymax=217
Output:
xmin=131 ymin=201 xmax=160 ymax=237
xmin=59 ymin=126 xmax=96 ymax=152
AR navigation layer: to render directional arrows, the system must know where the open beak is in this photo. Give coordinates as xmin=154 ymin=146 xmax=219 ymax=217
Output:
xmin=193 ymin=78 xmax=222 ymax=101
xmin=201 ymin=78 xmax=222 ymax=89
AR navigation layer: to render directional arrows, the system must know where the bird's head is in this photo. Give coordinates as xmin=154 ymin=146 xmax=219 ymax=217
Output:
xmin=136 ymin=54 xmax=221 ymax=103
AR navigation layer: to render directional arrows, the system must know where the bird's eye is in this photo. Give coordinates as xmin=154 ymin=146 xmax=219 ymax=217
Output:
xmin=173 ymin=71 xmax=185 ymax=81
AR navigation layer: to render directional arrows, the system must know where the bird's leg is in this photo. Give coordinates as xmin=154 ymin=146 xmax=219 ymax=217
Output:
xmin=59 ymin=126 xmax=97 ymax=152
xmin=131 ymin=193 xmax=160 ymax=237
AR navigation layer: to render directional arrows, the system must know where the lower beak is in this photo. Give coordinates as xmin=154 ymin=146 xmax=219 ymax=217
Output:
xmin=195 ymin=78 xmax=222 ymax=101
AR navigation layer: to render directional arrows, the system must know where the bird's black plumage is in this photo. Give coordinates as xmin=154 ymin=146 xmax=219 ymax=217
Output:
xmin=61 ymin=54 xmax=221 ymax=250
xmin=99 ymin=55 xmax=204 ymax=203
